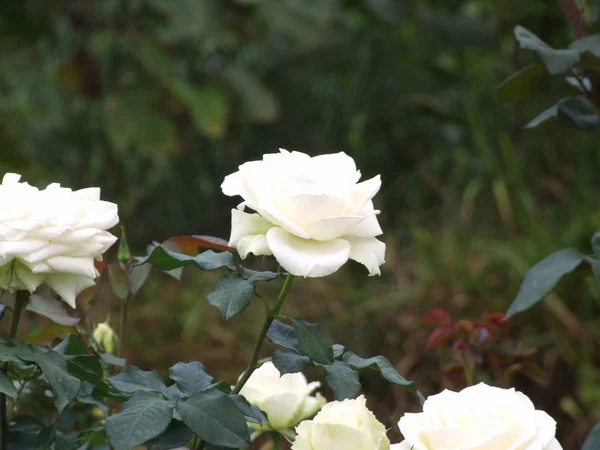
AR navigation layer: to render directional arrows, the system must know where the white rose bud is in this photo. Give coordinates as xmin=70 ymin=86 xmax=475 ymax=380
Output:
xmin=392 ymin=383 xmax=563 ymax=450
xmin=221 ymin=149 xmax=385 ymax=278
xmin=292 ymin=395 xmax=390 ymax=450
xmin=239 ymin=362 xmax=325 ymax=430
xmin=93 ymin=322 xmax=118 ymax=354
xmin=0 ymin=173 xmax=119 ymax=307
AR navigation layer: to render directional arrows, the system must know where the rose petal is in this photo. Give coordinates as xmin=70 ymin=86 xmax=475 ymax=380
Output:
xmin=306 ymin=215 xmax=369 ymax=241
xmin=345 ymin=211 xmax=383 ymax=238
xmin=389 ymin=441 xmax=413 ymax=450
xmin=266 ymin=228 xmax=350 ymax=277
xmin=307 ymin=423 xmax=375 ymax=450
xmin=546 ymin=438 xmax=564 ymax=450
xmin=351 ymin=175 xmax=381 ymax=212
xmin=229 ymin=209 xmax=274 ymax=258
xmin=346 ymin=236 xmax=386 ymax=276
xmin=45 ymin=274 xmax=96 ymax=309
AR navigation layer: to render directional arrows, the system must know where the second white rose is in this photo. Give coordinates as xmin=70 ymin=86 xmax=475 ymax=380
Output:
xmin=292 ymin=395 xmax=390 ymax=450
xmin=239 ymin=362 xmax=325 ymax=430
xmin=221 ymin=149 xmax=385 ymax=278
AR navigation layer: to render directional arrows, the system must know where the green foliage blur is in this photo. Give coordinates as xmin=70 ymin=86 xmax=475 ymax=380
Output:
xmin=3 ymin=0 xmax=600 ymax=447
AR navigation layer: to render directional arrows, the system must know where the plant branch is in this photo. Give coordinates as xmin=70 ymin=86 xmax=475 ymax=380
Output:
xmin=561 ymin=0 xmax=587 ymax=37
xmin=232 ymin=274 xmax=294 ymax=394
xmin=1 ymin=290 xmax=28 ymax=450
xmin=193 ymin=274 xmax=294 ymax=450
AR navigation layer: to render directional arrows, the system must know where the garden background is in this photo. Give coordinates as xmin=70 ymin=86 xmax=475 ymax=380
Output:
xmin=1 ymin=1 xmax=599 ymax=448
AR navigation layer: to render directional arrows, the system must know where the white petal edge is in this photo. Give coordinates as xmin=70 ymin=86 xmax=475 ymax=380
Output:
xmin=266 ymin=228 xmax=350 ymax=278
xmin=390 ymin=441 xmax=414 ymax=450
xmin=229 ymin=209 xmax=274 ymax=258
xmin=545 ymin=438 xmax=563 ymax=450
xmin=346 ymin=236 xmax=386 ymax=276
xmin=45 ymin=274 xmax=96 ymax=308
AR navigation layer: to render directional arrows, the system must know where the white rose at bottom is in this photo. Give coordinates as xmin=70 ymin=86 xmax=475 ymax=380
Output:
xmin=391 ymin=383 xmax=562 ymax=450
xmin=239 ymin=362 xmax=325 ymax=430
xmin=292 ymin=395 xmax=390 ymax=450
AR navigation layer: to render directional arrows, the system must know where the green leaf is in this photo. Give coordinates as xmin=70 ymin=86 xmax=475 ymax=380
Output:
xmin=147 ymin=419 xmax=194 ymax=450
xmin=238 ymin=267 xmax=281 ymax=281
xmin=582 ymin=424 xmax=600 ymax=450
xmin=324 ymin=361 xmax=361 ymax=400
xmin=230 ymin=394 xmax=268 ymax=425
xmin=67 ymin=355 xmax=104 ymax=389
xmin=497 ymin=64 xmax=547 ymax=102
xmin=106 ymin=392 xmax=174 ymax=450
xmin=25 ymin=294 xmax=81 ymax=327
xmin=293 ymin=319 xmax=334 ymax=365
xmin=129 ymin=262 xmax=152 ymax=295
xmin=17 ymin=344 xmax=81 ymax=412
xmin=343 ymin=353 xmax=417 ymax=390
xmin=104 ymin=89 xmax=178 ymax=157
xmin=36 ymin=423 xmax=56 ymax=449
xmin=333 ymin=344 xmax=345 ymax=358
xmin=223 ymin=66 xmax=279 ymax=123
xmin=525 ymin=104 xmax=558 ymax=128
xmin=109 ymin=264 xmax=129 ymax=301
xmin=108 ymin=366 xmax=166 ymax=395
xmin=206 ymin=274 xmax=255 ymax=321
xmin=506 ymin=248 xmax=585 ymax=318
xmin=266 ymin=320 xmax=303 ymax=353
xmin=171 ymin=82 xmax=230 ymax=139
xmin=592 ymin=233 xmax=600 ymax=258
xmin=169 ymin=361 xmax=214 ymax=395
xmin=141 ymin=246 xmax=235 ymax=272
xmin=53 ymin=333 xmax=87 ymax=355
xmin=557 ymin=96 xmax=600 ymax=131
xmin=514 ymin=26 xmax=580 ymax=74
xmin=272 ymin=350 xmax=311 ymax=374
xmin=53 ymin=432 xmax=79 ymax=450
xmin=176 ymin=390 xmax=251 ymax=448
xmin=0 ymin=371 xmax=17 ymax=398
xmin=100 ymin=352 xmax=126 ymax=367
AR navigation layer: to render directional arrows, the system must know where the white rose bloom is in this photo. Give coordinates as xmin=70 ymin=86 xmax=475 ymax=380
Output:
xmin=221 ymin=149 xmax=385 ymax=278
xmin=392 ymin=383 xmax=563 ymax=450
xmin=0 ymin=173 xmax=119 ymax=308
xmin=239 ymin=362 xmax=325 ymax=430
xmin=292 ymin=395 xmax=390 ymax=450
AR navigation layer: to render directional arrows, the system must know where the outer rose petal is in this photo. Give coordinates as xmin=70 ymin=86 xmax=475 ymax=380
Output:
xmin=389 ymin=442 xmax=413 ymax=450
xmin=229 ymin=209 xmax=274 ymax=258
xmin=345 ymin=213 xmax=383 ymax=238
xmin=45 ymin=274 xmax=96 ymax=308
xmin=259 ymin=393 xmax=303 ymax=429
xmin=546 ymin=438 xmax=563 ymax=450
xmin=266 ymin=228 xmax=350 ymax=277
xmin=302 ymin=423 xmax=375 ymax=450
xmin=351 ymin=175 xmax=382 ymax=212
xmin=346 ymin=236 xmax=386 ymax=276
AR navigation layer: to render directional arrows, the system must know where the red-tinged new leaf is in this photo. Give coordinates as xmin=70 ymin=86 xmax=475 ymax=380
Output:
xmin=94 ymin=260 xmax=108 ymax=274
xmin=421 ymin=308 xmax=453 ymax=327
xmin=164 ymin=235 xmax=234 ymax=255
xmin=426 ymin=326 xmax=455 ymax=350
xmin=456 ymin=320 xmax=476 ymax=336
xmin=483 ymin=312 xmax=510 ymax=332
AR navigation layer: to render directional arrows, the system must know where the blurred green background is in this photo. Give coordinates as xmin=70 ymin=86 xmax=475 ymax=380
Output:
xmin=2 ymin=0 xmax=600 ymax=448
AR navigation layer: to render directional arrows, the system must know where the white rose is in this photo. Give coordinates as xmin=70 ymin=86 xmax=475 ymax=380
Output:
xmin=221 ymin=149 xmax=385 ymax=278
xmin=239 ymin=362 xmax=325 ymax=430
xmin=392 ymin=383 xmax=563 ymax=450
xmin=292 ymin=395 xmax=390 ymax=450
xmin=0 ymin=173 xmax=119 ymax=308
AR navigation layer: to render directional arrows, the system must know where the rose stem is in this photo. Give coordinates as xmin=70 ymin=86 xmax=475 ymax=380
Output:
xmin=193 ymin=274 xmax=294 ymax=450
xmin=1 ymin=290 xmax=28 ymax=450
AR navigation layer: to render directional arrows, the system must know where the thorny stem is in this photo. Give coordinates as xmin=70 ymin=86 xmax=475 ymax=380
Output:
xmin=193 ymin=274 xmax=295 ymax=450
